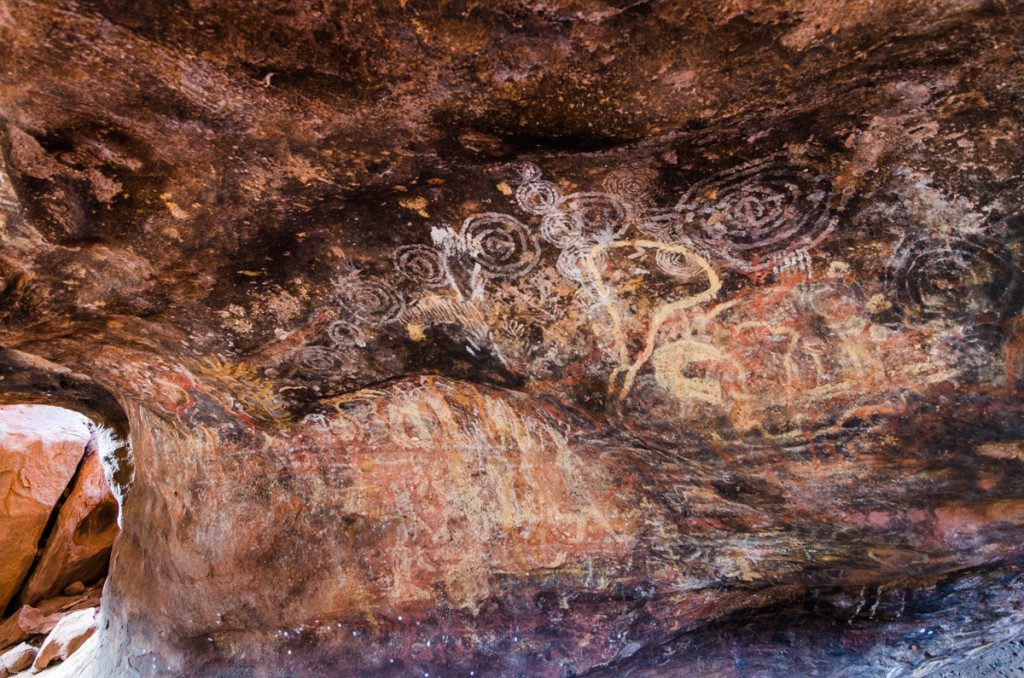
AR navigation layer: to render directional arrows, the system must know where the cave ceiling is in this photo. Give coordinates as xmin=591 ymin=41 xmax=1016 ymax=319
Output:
xmin=1 ymin=0 xmax=1024 ymax=675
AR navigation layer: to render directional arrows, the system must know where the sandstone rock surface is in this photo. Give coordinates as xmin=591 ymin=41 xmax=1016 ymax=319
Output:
xmin=30 ymin=608 xmax=98 ymax=673
xmin=0 ymin=643 xmax=35 ymax=676
xmin=0 ymin=589 xmax=103 ymax=653
xmin=0 ymin=0 xmax=1022 ymax=675
xmin=0 ymin=406 xmax=91 ymax=614
xmin=18 ymin=451 xmax=118 ymax=607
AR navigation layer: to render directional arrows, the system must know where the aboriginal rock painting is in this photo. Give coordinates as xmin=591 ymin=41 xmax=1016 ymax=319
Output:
xmin=233 ymin=154 xmax=1024 ymax=440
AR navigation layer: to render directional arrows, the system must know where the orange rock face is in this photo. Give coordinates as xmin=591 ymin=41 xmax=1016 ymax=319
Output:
xmin=17 ymin=450 xmax=119 ymax=607
xmin=0 ymin=406 xmax=91 ymax=613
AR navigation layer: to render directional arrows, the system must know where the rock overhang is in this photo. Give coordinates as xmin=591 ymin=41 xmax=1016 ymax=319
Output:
xmin=0 ymin=0 xmax=1023 ymax=675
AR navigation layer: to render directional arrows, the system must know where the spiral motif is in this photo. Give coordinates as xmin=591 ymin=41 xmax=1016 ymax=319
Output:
xmin=655 ymin=248 xmax=705 ymax=281
xmin=884 ymin=233 xmax=1023 ymax=321
xmin=291 ymin=346 xmax=350 ymax=374
xmin=516 ymin=180 xmax=560 ymax=215
xmin=336 ymin=277 xmax=406 ymax=324
xmin=557 ymin=192 xmax=633 ymax=240
xmin=636 ymin=209 xmax=689 ymax=243
xmin=674 ymin=157 xmax=834 ymax=274
xmin=460 ymin=212 xmax=540 ymax=278
xmin=327 ymin=320 xmax=367 ymax=348
xmin=602 ymin=167 xmax=658 ymax=204
xmin=393 ymin=244 xmax=448 ymax=288
xmin=540 ymin=211 xmax=585 ymax=248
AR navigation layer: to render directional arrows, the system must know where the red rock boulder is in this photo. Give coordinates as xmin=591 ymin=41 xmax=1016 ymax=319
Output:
xmin=0 ymin=406 xmax=91 ymax=613
xmin=17 ymin=450 xmax=119 ymax=606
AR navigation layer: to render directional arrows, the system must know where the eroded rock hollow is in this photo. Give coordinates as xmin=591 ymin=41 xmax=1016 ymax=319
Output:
xmin=1 ymin=0 xmax=1024 ymax=675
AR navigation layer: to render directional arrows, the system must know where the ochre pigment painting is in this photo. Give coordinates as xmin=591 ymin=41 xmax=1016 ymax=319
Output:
xmin=1 ymin=0 xmax=1024 ymax=676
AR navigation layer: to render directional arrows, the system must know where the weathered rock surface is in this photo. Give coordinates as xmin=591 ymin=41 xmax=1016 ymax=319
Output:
xmin=30 ymin=608 xmax=97 ymax=673
xmin=18 ymin=451 xmax=119 ymax=607
xmin=0 ymin=643 xmax=35 ymax=676
xmin=0 ymin=0 xmax=1022 ymax=675
xmin=0 ymin=589 xmax=103 ymax=653
xmin=0 ymin=406 xmax=91 ymax=615
xmin=0 ymin=607 xmax=62 ymax=653
xmin=30 ymin=634 xmax=97 ymax=678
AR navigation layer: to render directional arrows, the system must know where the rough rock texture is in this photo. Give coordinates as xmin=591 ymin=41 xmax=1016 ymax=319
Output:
xmin=0 ymin=643 xmax=36 ymax=676
xmin=31 ymin=633 xmax=97 ymax=678
xmin=18 ymin=451 xmax=119 ymax=607
xmin=0 ymin=587 xmax=102 ymax=653
xmin=0 ymin=406 xmax=91 ymax=614
xmin=0 ymin=606 xmax=62 ymax=652
xmin=0 ymin=0 xmax=1023 ymax=676
xmin=30 ymin=608 xmax=98 ymax=673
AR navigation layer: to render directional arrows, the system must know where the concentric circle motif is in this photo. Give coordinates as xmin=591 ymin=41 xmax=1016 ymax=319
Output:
xmin=503 ymin=161 xmax=543 ymax=186
xmin=327 ymin=320 xmax=367 ymax=348
xmin=540 ymin=211 xmax=585 ymax=248
xmin=460 ymin=212 xmax=540 ymax=278
xmin=635 ymin=209 xmax=689 ymax=243
xmin=602 ymin=167 xmax=658 ymax=204
xmin=393 ymin=244 xmax=449 ymax=288
xmin=556 ymin=192 xmax=633 ymax=240
xmin=516 ymin=180 xmax=561 ymax=215
xmin=655 ymin=248 xmax=705 ymax=281
xmin=336 ymin=277 xmax=406 ymax=324
xmin=674 ymin=157 xmax=835 ymax=274
xmin=291 ymin=346 xmax=350 ymax=374
xmin=884 ymin=233 xmax=1023 ymax=321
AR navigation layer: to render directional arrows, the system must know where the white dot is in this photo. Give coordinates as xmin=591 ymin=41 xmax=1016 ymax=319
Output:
xmin=398 ymin=616 xmax=402 ymax=621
